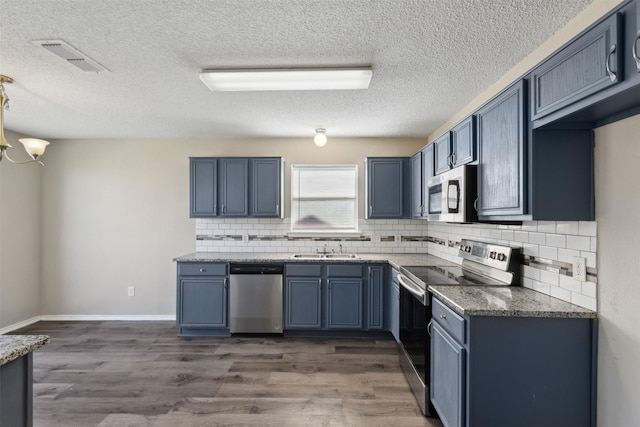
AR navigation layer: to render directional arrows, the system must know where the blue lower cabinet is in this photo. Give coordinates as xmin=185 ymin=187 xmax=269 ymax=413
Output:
xmin=285 ymin=278 xmax=322 ymax=329
xmin=176 ymin=262 xmax=229 ymax=336
xmin=327 ymin=278 xmax=363 ymax=328
xmin=430 ymin=296 xmax=596 ymax=427
xmin=366 ymin=265 xmax=384 ymax=329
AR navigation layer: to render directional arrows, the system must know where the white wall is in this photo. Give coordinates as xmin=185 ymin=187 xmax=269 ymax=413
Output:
xmin=594 ymin=114 xmax=640 ymax=425
xmin=0 ymin=130 xmax=42 ymax=329
xmin=39 ymin=137 xmax=424 ymax=316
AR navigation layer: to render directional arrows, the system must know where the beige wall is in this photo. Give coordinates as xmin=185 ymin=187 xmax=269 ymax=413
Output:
xmin=0 ymin=130 xmax=42 ymax=329
xmin=39 ymin=137 xmax=424 ymax=316
xmin=594 ymin=114 xmax=640 ymax=426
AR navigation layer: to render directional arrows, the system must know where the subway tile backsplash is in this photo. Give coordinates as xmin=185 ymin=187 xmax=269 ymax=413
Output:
xmin=195 ymin=218 xmax=597 ymax=311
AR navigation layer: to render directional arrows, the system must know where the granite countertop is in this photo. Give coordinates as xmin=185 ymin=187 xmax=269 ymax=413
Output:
xmin=0 ymin=335 xmax=50 ymax=366
xmin=429 ymin=285 xmax=597 ymax=319
xmin=173 ymin=252 xmax=457 ymax=269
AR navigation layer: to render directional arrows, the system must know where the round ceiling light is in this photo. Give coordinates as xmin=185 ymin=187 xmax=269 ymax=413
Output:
xmin=314 ymin=128 xmax=327 ymax=147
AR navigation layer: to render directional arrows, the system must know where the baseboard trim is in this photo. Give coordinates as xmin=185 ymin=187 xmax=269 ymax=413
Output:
xmin=1 ymin=315 xmax=176 ymax=334
xmin=0 ymin=316 xmax=42 ymax=334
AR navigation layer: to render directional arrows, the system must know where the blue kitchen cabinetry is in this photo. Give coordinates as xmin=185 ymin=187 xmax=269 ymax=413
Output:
xmin=433 ymin=116 xmax=476 ymax=176
xmin=530 ymin=0 xmax=640 ymax=128
xmin=430 ymin=297 xmax=596 ymax=427
xmin=284 ymin=264 xmax=323 ymax=329
xmin=411 ymin=144 xmax=434 ymax=219
xmin=284 ymin=263 xmax=386 ymax=335
xmin=476 ymin=79 xmax=595 ymax=221
xmin=366 ymin=157 xmax=410 ymax=219
xmin=531 ymin=13 xmax=622 ymax=121
xmin=189 ymin=157 xmax=282 ymax=218
xmin=176 ymin=262 xmax=229 ymax=336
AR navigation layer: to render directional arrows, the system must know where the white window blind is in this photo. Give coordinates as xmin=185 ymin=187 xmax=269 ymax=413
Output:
xmin=291 ymin=165 xmax=358 ymax=232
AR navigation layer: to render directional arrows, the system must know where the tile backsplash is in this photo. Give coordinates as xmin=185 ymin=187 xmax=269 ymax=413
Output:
xmin=195 ymin=218 xmax=597 ymax=311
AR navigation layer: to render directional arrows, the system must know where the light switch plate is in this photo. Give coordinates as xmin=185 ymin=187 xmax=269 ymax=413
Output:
xmin=572 ymin=257 xmax=587 ymax=281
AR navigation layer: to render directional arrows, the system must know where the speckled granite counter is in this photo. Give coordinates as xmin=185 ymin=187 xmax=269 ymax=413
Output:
xmin=173 ymin=252 xmax=456 ymax=270
xmin=429 ymin=285 xmax=596 ymax=318
xmin=0 ymin=335 xmax=49 ymax=366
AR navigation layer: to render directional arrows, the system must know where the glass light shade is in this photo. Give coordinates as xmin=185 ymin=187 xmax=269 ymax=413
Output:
xmin=314 ymin=130 xmax=327 ymax=147
xmin=19 ymin=138 xmax=50 ymax=159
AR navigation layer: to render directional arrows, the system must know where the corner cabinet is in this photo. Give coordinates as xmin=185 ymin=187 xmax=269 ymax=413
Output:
xmin=476 ymin=80 xmax=527 ymax=218
xmin=176 ymin=262 xmax=229 ymax=336
xmin=189 ymin=157 xmax=282 ymax=218
xmin=366 ymin=157 xmax=410 ymax=219
xmin=430 ymin=297 xmax=596 ymax=427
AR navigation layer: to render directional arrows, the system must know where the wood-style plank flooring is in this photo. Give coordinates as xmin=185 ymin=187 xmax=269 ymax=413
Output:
xmin=12 ymin=321 xmax=443 ymax=427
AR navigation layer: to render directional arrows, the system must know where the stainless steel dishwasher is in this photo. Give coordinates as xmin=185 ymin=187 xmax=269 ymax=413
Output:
xmin=229 ymin=263 xmax=284 ymax=334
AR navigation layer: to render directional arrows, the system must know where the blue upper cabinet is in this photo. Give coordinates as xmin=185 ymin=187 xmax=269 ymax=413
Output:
xmin=477 ymin=80 xmax=527 ymax=219
xmin=411 ymin=151 xmax=424 ymax=218
xmin=366 ymin=157 xmax=410 ymax=219
xmin=250 ymin=158 xmax=282 ymax=217
xmin=450 ymin=116 xmax=476 ymax=168
xmin=531 ymin=13 xmax=622 ymax=124
xmin=433 ymin=133 xmax=452 ymax=175
xmin=190 ymin=157 xmax=282 ymax=218
xmin=219 ymin=158 xmax=249 ymax=217
xmin=434 ymin=116 xmax=476 ymax=175
xmin=190 ymin=158 xmax=218 ymax=217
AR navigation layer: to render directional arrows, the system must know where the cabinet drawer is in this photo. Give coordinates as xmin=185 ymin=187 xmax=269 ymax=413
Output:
xmin=285 ymin=264 xmax=322 ymax=277
xmin=326 ymin=264 xmax=362 ymax=277
xmin=178 ymin=263 xmax=228 ymax=276
xmin=432 ymin=297 xmax=465 ymax=344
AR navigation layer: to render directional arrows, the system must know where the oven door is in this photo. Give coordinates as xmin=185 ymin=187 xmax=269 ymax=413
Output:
xmin=398 ymin=274 xmax=433 ymax=416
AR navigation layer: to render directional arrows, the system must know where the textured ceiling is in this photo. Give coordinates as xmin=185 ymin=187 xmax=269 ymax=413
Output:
xmin=0 ymin=0 xmax=595 ymax=140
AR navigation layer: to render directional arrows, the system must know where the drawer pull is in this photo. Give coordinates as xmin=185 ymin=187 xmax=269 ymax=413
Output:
xmin=199 ymin=268 xmax=206 ymax=272
xmin=440 ymin=314 xmax=446 ymax=319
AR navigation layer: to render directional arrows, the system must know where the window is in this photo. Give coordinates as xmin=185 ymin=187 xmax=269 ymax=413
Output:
xmin=291 ymin=165 xmax=358 ymax=232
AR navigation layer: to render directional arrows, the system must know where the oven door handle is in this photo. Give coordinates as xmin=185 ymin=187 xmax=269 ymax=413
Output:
xmin=398 ymin=274 xmax=426 ymax=300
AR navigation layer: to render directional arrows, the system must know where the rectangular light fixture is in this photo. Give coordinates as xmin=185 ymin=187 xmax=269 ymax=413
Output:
xmin=198 ymin=67 xmax=372 ymax=91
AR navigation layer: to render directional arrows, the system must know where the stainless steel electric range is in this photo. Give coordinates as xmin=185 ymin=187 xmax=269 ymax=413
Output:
xmin=397 ymin=239 xmax=521 ymax=416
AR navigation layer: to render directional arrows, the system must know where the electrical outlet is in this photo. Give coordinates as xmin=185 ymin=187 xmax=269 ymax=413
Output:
xmin=572 ymin=257 xmax=587 ymax=281
xmin=127 ymin=286 xmax=135 ymax=297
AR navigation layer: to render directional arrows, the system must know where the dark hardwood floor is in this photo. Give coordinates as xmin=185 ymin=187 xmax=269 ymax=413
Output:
xmin=12 ymin=321 xmax=442 ymax=426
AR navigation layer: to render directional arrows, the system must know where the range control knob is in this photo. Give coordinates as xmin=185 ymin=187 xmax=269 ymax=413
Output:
xmin=489 ymin=251 xmax=497 ymax=259
xmin=462 ymin=245 xmax=471 ymax=252
xmin=497 ymin=253 xmax=507 ymax=262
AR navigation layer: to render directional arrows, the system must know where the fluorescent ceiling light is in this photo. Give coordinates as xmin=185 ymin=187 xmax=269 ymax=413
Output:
xmin=199 ymin=67 xmax=372 ymax=91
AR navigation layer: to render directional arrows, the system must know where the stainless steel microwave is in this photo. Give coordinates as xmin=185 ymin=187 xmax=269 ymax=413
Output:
xmin=426 ymin=164 xmax=477 ymax=223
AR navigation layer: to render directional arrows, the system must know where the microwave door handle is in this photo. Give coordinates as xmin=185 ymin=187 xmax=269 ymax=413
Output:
xmin=447 ymin=181 xmax=460 ymax=213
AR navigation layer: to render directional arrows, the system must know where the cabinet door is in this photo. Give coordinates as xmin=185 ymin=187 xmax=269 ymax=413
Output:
xmin=366 ymin=266 xmax=384 ymax=330
xmin=285 ymin=278 xmax=322 ymax=329
xmin=327 ymin=278 xmax=363 ymax=329
xmin=367 ymin=158 xmax=408 ymax=219
xmin=411 ymin=152 xmax=424 ymax=218
xmin=531 ymin=13 xmax=621 ymax=121
xmin=178 ymin=278 xmax=227 ymax=328
xmin=250 ymin=158 xmax=281 ymax=217
xmin=219 ymin=158 xmax=249 ymax=216
xmin=433 ymin=133 xmax=452 ymax=175
xmin=190 ymin=158 xmax=217 ymax=217
xmin=477 ymin=80 xmax=526 ymax=218
xmin=431 ymin=321 xmax=466 ymax=427
xmin=451 ymin=116 xmax=476 ymax=167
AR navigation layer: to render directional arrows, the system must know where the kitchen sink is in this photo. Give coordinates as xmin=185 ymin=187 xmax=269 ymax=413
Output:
xmin=290 ymin=253 xmax=359 ymax=259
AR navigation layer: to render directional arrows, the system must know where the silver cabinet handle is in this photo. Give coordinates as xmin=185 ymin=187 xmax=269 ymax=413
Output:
xmin=473 ymin=197 xmax=479 ymax=213
xmin=450 ymin=151 xmax=456 ymax=167
xmin=427 ymin=320 xmax=432 ymax=336
xmin=633 ymin=31 xmax=640 ymax=71
xmin=199 ymin=268 xmax=206 ymax=272
xmin=368 ymin=205 xmax=372 ymax=217
xmin=222 ymin=204 xmax=226 ymax=214
xmin=440 ymin=314 xmax=447 ymax=319
xmin=605 ymin=44 xmax=617 ymax=82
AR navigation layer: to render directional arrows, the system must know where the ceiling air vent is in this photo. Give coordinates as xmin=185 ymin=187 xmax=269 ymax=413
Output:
xmin=31 ymin=39 xmax=108 ymax=73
